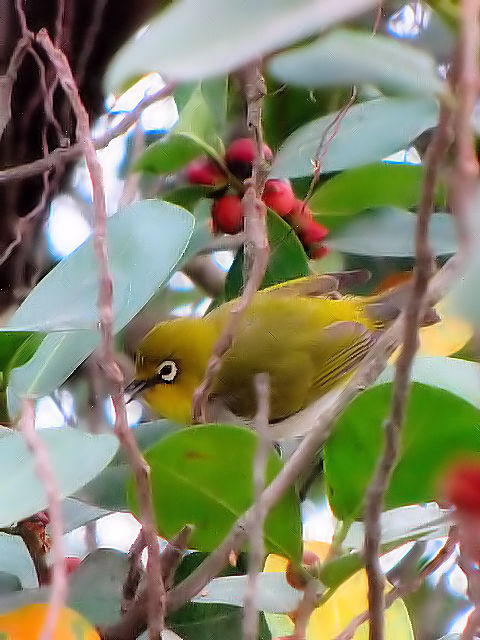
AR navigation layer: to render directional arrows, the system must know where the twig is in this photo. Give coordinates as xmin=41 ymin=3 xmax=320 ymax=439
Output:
xmin=460 ymin=537 xmax=480 ymax=640
xmin=335 ymin=532 xmax=457 ymax=640
xmin=196 ymin=232 xmax=246 ymax=254
xmin=292 ymin=580 xmax=320 ymax=640
xmin=122 ymin=529 xmax=146 ymax=614
xmin=36 ymin=29 xmax=165 ymax=640
xmin=363 ymin=97 xmax=453 ymax=640
xmin=119 ymin=122 xmax=144 ymax=207
xmin=19 ymin=398 xmax=66 ymax=640
xmin=0 ymin=82 xmax=176 ymax=184
xmin=243 ymin=374 xmax=270 ymax=640
xmin=75 ymin=0 xmax=108 ymax=85
xmin=303 ymin=87 xmax=358 ymax=206
xmin=101 ymin=526 xmax=193 ymax=640
xmin=451 ymin=0 xmax=480 ymax=244
xmin=372 ymin=2 xmax=384 ymax=35
xmin=159 ymin=525 xmax=193 ymax=588
xmin=54 ymin=0 xmax=65 ymax=47
xmin=191 ymin=60 xmax=270 ymax=423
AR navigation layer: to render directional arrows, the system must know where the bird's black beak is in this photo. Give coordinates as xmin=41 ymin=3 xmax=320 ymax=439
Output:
xmin=124 ymin=379 xmax=148 ymax=404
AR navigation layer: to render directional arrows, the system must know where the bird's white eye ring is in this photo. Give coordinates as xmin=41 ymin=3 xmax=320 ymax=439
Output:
xmin=157 ymin=360 xmax=178 ymax=383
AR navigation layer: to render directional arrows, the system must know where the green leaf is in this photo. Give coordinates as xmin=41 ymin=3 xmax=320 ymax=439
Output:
xmin=136 ymin=134 xmax=209 ymax=174
xmin=319 ymin=552 xmax=364 ymax=590
xmin=128 ymin=425 xmax=302 ymax=560
xmin=224 ymin=210 xmax=309 ymax=301
xmin=326 ymin=208 xmax=456 ymax=257
xmin=324 ymin=382 xmax=480 ymax=520
xmin=377 ymin=356 xmax=480 ymax=410
xmin=169 ymin=602 xmax=271 ymax=640
xmin=449 ymin=240 xmax=480 ymax=327
xmin=60 ymin=498 xmax=112 ymax=534
xmin=0 ymin=534 xmax=37 ymax=589
xmin=6 ymin=201 xmax=194 ymax=402
xmin=270 ymin=97 xmax=439 ymax=179
xmin=106 ymin=0 xmax=380 ymax=88
xmin=0 ymin=334 xmax=37 ymax=377
xmin=6 ymin=200 xmax=194 ymax=333
xmin=309 ymin=163 xmax=433 ymax=216
xmin=78 ymin=420 xmax=178 ymax=511
xmin=68 ymin=549 xmax=128 ymax=626
xmin=0 ymin=427 xmax=118 ymax=526
xmin=269 ymin=29 xmax=446 ymax=96
xmin=136 ymin=85 xmax=224 ymax=175
xmin=0 ymin=573 xmax=21 ymax=596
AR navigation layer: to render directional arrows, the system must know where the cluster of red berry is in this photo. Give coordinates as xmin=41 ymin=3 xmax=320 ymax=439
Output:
xmin=185 ymin=138 xmax=329 ymax=259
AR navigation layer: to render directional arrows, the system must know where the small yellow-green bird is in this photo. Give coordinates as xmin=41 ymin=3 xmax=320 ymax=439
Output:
xmin=126 ymin=273 xmax=438 ymax=424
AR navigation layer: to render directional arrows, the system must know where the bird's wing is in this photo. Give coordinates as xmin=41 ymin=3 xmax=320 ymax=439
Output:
xmin=259 ymin=270 xmax=370 ymax=300
xmin=307 ymin=320 xmax=376 ymax=399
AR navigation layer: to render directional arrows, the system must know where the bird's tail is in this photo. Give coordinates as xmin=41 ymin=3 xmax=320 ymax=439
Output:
xmin=364 ymin=282 xmax=440 ymax=329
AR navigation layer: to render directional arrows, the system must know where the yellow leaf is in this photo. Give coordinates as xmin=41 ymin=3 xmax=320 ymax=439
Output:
xmin=265 ymin=541 xmax=413 ymax=640
xmin=418 ymin=298 xmax=473 ymax=357
xmin=0 ymin=603 xmax=100 ymax=640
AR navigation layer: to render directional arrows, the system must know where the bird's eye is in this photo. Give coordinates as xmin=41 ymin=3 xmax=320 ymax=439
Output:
xmin=157 ymin=360 xmax=178 ymax=383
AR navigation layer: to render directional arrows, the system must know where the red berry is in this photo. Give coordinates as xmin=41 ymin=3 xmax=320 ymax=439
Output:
xmin=262 ymin=179 xmax=295 ymax=217
xmin=225 ymin=138 xmax=273 ymax=180
xmin=443 ymin=459 xmax=480 ymax=514
xmin=186 ymin=157 xmax=225 ymax=186
xmin=285 ymin=550 xmax=321 ymax=590
xmin=64 ymin=557 xmax=81 ymax=575
xmin=299 ymin=220 xmax=329 ymax=245
xmin=211 ymin=195 xmax=244 ymax=234
xmin=286 ymin=198 xmax=314 ymax=231
xmin=310 ymin=245 xmax=330 ymax=260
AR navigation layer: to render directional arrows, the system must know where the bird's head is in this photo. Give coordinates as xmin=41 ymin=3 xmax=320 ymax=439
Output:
xmin=126 ymin=317 xmax=216 ymax=424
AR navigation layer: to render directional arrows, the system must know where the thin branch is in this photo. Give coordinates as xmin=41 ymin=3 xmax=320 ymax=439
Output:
xmin=372 ymin=2 xmax=384 ymax=35
xmin=451 ymin=0 xmax=480 ymax=244
xmin=243 ymin=374 xmax=270 ymax=640
xmin=292 ymin=580 xmax=320 ymax=640
xmin=36 ymin=29 xmax=165 ymax=640
xmin=119 ymin=122 xmax=144 ymax=207
xmin=160 ymin=525 xmax=193 ymax=588
xmin=0 ymin=82 xmax=176 ymax=184
xmin=363 ymin=97 xmax=453 ymax=640
xmin=54 ymin=0 xmax=65 ymax=47
xmin=196 ymin=232 xmax=246 ymax=255
xmin=122 ymin=529 xmax=146 ymax=614
xmin=303 ymin=87 xmax=358 ymax=206
xmin=101 ymin=526 xmax=193 ymax=640
xmin=191 ymin=60 xmax=270 ymax=423
xmin=460 ymin=540 xmax=480 ymax=640
xmin=19 ymin=398 xmax=66 ymax=640
xmin=335 ymin=532 xmax=457 ymax=640
xmin=74 ymin=0 xmax=108 ymax=87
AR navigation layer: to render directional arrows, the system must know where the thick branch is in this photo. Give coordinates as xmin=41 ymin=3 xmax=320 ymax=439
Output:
xmin=191 ymin=60 xmax=269 ymax=423
xmin=19 ymin=399 xmax=66 ymax=640
xmin=37 ymin=29 xmax=165 ymax=640
xmin=363 ymin=98 xmax=453 ymax=640
xmin=243 ymin=374 xmax=270 ymax=640
xmin=0 ymin=82 xmax=176 ymax=184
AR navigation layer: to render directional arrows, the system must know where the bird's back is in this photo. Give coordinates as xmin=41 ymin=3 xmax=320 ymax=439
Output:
xmin=208 ymin=293 xmax=376 ymax=420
